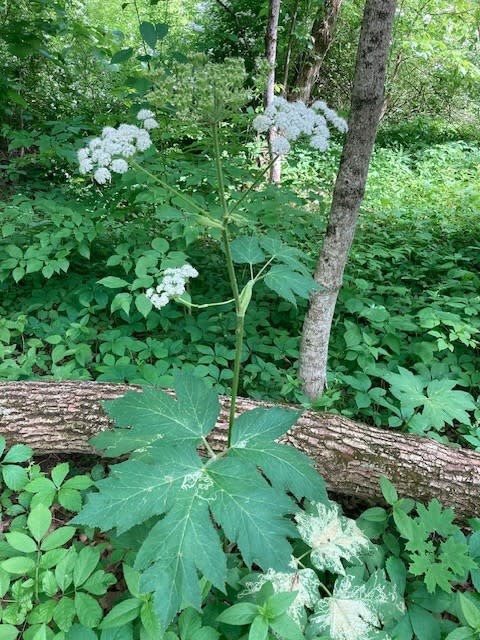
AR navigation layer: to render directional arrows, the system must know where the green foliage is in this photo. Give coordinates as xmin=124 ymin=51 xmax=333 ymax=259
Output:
xmin=381 ymin=368 xmax=476 ymax=434
xmin=0 ymin=437 xmax=120 ymax=639
xmin=2 ymin=4 xmax=480 ymax=640
xmin=148 ymin=55 xmax=252 ymax=131
xmin=315 ymin=0 xmax=480 ymax=125
xmin=217 ymin=589 xmax=303 ymax=640
xmin=1 ymin=133 xmax=479 ymax=445
xmin=0 ymin=0 xmax=122 ymax=130
xmin=358 ymin=478 xmax=480 ymax=640
xmin=309 ymin=140 xmax=480 ymax=441
xmin=73 ymin=373 xmax=326 ymax=630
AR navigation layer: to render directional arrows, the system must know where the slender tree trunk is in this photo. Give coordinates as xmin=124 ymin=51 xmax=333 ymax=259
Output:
xmin=1 ymin=381 xmax=480 ymax=520
xmin=281 ymin=0 xmax=301 ymax=96
xmin=300 ymin=0 xmax=397 ymax=399
xmin=265 ymin=0 xmax=282 ymax=183
xmin=293 ymin=0 xmax=343 ymax=103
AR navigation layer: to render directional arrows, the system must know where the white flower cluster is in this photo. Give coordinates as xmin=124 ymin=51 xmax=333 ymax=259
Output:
xmin=253 ymin=96 xmax=348 ymax=156
xmin=146 ymin=264 xmax=199 ymax=310
xmin=137 ymin=109 xmax=160 ymax=131
xmin=77 ymin=110 xmax=159 ymax=184
xmin=189 ymin=21 xmax=205 ymax=32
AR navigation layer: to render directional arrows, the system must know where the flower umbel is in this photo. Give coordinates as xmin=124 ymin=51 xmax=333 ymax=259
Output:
xmin=77 ymin=111 xmax=159 ymax=183
xmin=146 ymin=264 xmax=199 ymax=309
xmin=253 ymin=97 xmax=347 ymax=156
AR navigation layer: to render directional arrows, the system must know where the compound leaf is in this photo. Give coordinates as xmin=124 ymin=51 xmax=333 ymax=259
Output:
xmin=208 ymin=456 xmax=296 ymax=571
xmin=230 ymin=236 xmax=266 ymax=264
xmin=94 ymin=372 xmax=220 ymax=455
xmin=264 ymin=264 xmax=316 ymax=307
xmin=74 ymin=375 xmax=330 ymax=635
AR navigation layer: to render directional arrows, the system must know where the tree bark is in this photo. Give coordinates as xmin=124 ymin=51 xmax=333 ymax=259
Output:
xmin=265 ymin=0 xmax=282 ymax=183
xmin=281 ymin=0 xmax=301 ymax=96
xmin=293 ymin=0 xmax=343 ymax=103
xmin=299 ymin=0 xmax=397 ymax=399
xmin=1 ymin=381 xmax=479 ymax=520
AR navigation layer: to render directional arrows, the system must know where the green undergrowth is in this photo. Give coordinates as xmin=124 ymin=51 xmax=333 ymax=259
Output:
xmin=3 ymin=416 xmax=480 ymax=640
xmin=0 ymin=130 xmax=479 ymax=447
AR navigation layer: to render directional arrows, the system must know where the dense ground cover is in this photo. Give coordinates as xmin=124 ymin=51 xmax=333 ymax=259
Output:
xmin=1 ymin=129 xmax=478 ymax=445
xmin=2 ymin=128 xmax=480 ymax=638
xmin=1 ymin=2 xmax=480 ymax=635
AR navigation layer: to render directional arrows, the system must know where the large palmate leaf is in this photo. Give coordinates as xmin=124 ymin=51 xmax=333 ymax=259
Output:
xmin=207 ymin=456 xmax=297 ymax=570
xmin=71 ymin=447 xmax=203 ymax=534
xmin=74 ymin=375 xmax=326 ymax=631
xmin=264 ymin=264 xmax=316 ymax=307
xmin=230 ymin=235 xmax=266 ymax=264
xmin=91 ymin=372 xmax=220 ymax=456
xmin=230 ymin=408 xmax=327 ymax=501
xmin=309 ymin=570 xmax=405 ymax=640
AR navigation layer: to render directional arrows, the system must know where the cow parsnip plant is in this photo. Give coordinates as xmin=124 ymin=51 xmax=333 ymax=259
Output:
xmin=69 ymin=95 xmax=405 ymax=638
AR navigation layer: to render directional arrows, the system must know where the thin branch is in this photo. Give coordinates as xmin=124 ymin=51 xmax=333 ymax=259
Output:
xmin=213 ymin=0 xmax=240 ymax=25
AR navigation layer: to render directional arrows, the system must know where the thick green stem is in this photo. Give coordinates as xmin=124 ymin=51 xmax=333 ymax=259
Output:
xmin=228 ymin=313 xmax=245 ymax=446
xmin=211 ymin=123 xmax=244 ymax=445
xmin=131 ymin=160 xmax=222 ymax=227
xmin=228 ymin=154 xmax=278 ymax=216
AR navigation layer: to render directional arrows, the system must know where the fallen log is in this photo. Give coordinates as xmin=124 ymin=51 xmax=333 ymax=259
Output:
xmin=0 ymin=381 xmax=479 ymax=519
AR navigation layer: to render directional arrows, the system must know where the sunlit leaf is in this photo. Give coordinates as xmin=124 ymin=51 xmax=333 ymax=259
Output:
xmin=309 ymin=570 xmax=405 ymax=640
xmin=296 ymin=502 xmax=372 ymax=575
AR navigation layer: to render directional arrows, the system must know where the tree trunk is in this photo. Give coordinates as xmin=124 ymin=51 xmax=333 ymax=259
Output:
xmin=1 ymin=381 xmax=479 ymax=520
xmin=265 ymin=0 xmax=282 ymax=183
xmin=281 ymin=0 xmax=301 ymax=96
xmin=293 ymin=0 xmax=343 ymax=103
xmin=299 ymin=0 xmax=397 ymax=399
